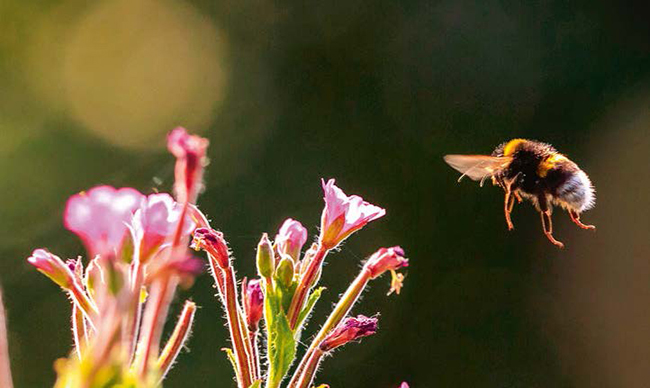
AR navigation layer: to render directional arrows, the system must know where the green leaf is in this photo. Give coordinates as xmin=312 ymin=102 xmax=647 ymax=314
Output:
xmin=264 ymin=285 xmax=297 ymax=388
xmin=221 ymin=347 xmax=240 ymax=383
xmin=296 ymin=287 xmax=325 ymax=331
xmin=248 ymin=381 xmax=262 ymax=388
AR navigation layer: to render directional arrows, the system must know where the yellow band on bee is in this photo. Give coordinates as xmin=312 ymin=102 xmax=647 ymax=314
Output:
xmin=503 ymin=139 xmax=526 ymax=157
xmin=538 ymin=153 xmax=567 ymax=177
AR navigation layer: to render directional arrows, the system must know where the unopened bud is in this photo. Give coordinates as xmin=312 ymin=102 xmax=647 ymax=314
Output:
xmin=319 ymin=315 xmax=378 ymax=352
xmin=167 ymin=127 xmax=209 ymax=204
xmin=27 ymin=249 xmax=75 ymax=289
xmin=364 ymin=246 xmax=408 ymax=279
xmin=191 ymin=227 xmax=230 ymax=268
xmin=256 ymin=233 xmax=274 ymax=278
xmin=275 ymin=255 xmax=294 ymax=288
xmin=274 ymin=218 xmax=308 ymax=262
xmin=243 ymin=278 xmax=264 ymax=331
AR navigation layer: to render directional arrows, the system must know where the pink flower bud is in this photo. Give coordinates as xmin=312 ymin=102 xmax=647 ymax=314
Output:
xmin=167 ymin=127 xmax=209 ymax=204
xmin=64 ymin=186 xmax=145 ymax=258
xmin=274 ymin=218 xmax=308 ymax=262
xmin=191 ymin=227 xmax=230 ymax=268
xmin=319 ymin=315 xmax=378 ymax=352
xmin=129 ymin=193 xmax=195 ymax=261
xmin=399 ymin=383 xmax=410 ymax=388
xmin=364 ymin=246 xmax=408 ymax=279
xmin=27 ymin=249 xmax=75 ymax=289
xmin=319 ymin=179 xmax=385 ymax=249
xmin=242 ymin=278 xmax=264 ymax=331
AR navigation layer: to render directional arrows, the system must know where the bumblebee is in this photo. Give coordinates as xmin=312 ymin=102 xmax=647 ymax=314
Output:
xmin=444 ymin=139 xmax=595 ymax=248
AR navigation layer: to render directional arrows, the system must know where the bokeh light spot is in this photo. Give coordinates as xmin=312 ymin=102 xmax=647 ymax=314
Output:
xmin=62 ymin=0 xmax=228 ymax=148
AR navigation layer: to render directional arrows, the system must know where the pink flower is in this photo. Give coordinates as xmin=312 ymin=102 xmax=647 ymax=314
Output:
xmin=365 ymin=246 xmax=409 ymax=278
xmin=167 ymin=127 xmax=209 ymax=204
xmin=242 ymin=278 xmax=264 ymax=331
xmin=275 ymin=218 xmax=308 ymax=261
xmin=319 ymin=179 xmax=386 ymax=249
xmin=130 ymin=193 xmax=195 ymax=261
xmin=399 ymin=383 xmax=410 ymax=388
xmin=27 ymin=249 xmax=75 ymax=289
xmin=64 ymin=186 xmax=145 ymax=258
xmin=191 ymin=227 xmax=230 ymax=269
xmin=319 ymin=315 xmax=378 ymax=351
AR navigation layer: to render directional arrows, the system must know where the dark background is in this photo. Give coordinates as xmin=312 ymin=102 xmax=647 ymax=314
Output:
xmin=1 ymin=0 xmax=649 ymax=387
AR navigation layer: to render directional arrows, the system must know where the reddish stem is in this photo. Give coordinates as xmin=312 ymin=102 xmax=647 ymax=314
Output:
xmin=222 ymin=267 xmax=253 ymax=388
xmin=287 ymin=245 xmax=328 ymax=329
xmin=69 ymin=282 xmax=98 ymax=330
xmin=125 ymin=259 xmax=144 ymax=362
xmin=288 ymin=268 xmax=371 ymax=388
xmin=156 ymin=301 xmax=197 ymax=381
xmin=295 ymin=349 xmax=324 ymax=388
xmin=0 ymin=288 xmax=13 ymax=388
xmin=135 ymin=277 xmax=178 ymax=378
xmin=71 ymin=305 xmax=87 ymax=359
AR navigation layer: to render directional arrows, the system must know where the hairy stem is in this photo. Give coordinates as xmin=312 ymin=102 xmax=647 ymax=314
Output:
xmin=222 ymin=266 xmax=253 ymax=388
xmin=287 ymin=245 xmax=328 ymax=329
xmin=71 ymin=305 xmax=87 ymax=359
xmin=135 ymin=277 xmax=178 ymax=378
xmin=288 ymin=268 xmax=371 ymax=388
xmin=0 ymin=288 xmax=13 ymax=388
xmin=156 ymin=301 xmax=197 ymax=381
xmin=295 ymin=349 xmax=324 ymax=388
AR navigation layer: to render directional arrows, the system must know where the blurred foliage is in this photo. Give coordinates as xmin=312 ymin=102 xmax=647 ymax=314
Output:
xmin=0 ymin=0 xmax=649 ymax=387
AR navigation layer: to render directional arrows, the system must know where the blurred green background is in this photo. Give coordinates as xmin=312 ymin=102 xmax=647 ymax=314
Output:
xmin=1 ymin=0 xmax=649 ymax=387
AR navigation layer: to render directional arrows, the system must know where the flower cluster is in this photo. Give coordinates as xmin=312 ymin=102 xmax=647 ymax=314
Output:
xmin=26 ymin=129 xmax=411 ymax=388
xmin=27 ymin=128 xmax=206 ymax=387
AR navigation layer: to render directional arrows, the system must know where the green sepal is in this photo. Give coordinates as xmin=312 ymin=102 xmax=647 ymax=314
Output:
xmin=221 ymin=347 xmax=240 ymax=383
xmin=295 ymin=287 xmax=325 ymax=332
xmin=248 ymin=381 xmax=262 ymax=388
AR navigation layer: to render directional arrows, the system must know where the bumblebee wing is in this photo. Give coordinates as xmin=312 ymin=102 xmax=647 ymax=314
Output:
xmin=443 ymin=154 xmax=511 ymax=183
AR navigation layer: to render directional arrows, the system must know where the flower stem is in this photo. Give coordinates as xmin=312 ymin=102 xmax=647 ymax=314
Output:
xmin=0 ymin=288 xmax=13 ymax=388
xmin=135 ymin=276 xmax=178 ymax=378
xmin=69 ymin=282 xmax=98 ymax=329
xmin=71 ymin=305 xmax=87 ymax=359
xmin=288 ymin=268 xmax=371 ymax=388
xmin=287 ymin=244 xmax=328 ymax=329
xmin=295 ymin=349 xmax=324 ymax=388
xmin=222 ymin=266 xmax=253 ymax=388
xmin=156 ymin=300 xmax=197 ymax=381
xmin=249 ymin=330 xmax=260 ymax=381
xmin=125 ymin=259 xmax=144 ymax=363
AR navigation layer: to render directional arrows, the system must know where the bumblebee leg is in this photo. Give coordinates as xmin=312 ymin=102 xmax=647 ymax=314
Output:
xmin=569 ymin=210 xmax=596 ymax=230
xmin=507 ymin=191 xmax=517 ymax=213
xmin=504 ymin=189 xmax=514 ymax=231
xmin=538 ymin=197 xmax=564 ymax=248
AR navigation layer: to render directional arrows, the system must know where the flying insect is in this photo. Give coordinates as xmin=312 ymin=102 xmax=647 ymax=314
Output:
xmin=444 ymin=139 xmax=596 ymax=248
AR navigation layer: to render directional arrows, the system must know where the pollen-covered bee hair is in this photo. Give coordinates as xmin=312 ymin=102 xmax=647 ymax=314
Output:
xmin=444 ymin=139 xmax=595 ymax=248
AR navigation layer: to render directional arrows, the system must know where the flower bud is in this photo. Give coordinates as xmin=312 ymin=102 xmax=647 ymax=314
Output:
xmin=256 ymin=233 xmax=274 ymax=278
xmin=243 ymin=278 xmax=264 ymax=331
xmin=319 ymin=315 xmax=378 ymax=352
xmin=191 ymin=227 xmax=230 ymax=268
xmin=274 ymin=218 xmax=308 ymax=262
xmin=275 ymin=255 xmax=295 ymax=288
xmin=364 ymin=246 xmax=408 ymax=279
xmin=27 ymin=249 xmax=75 ymax=289
xmin=167 ymin=127 xmax=209 ymax=204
